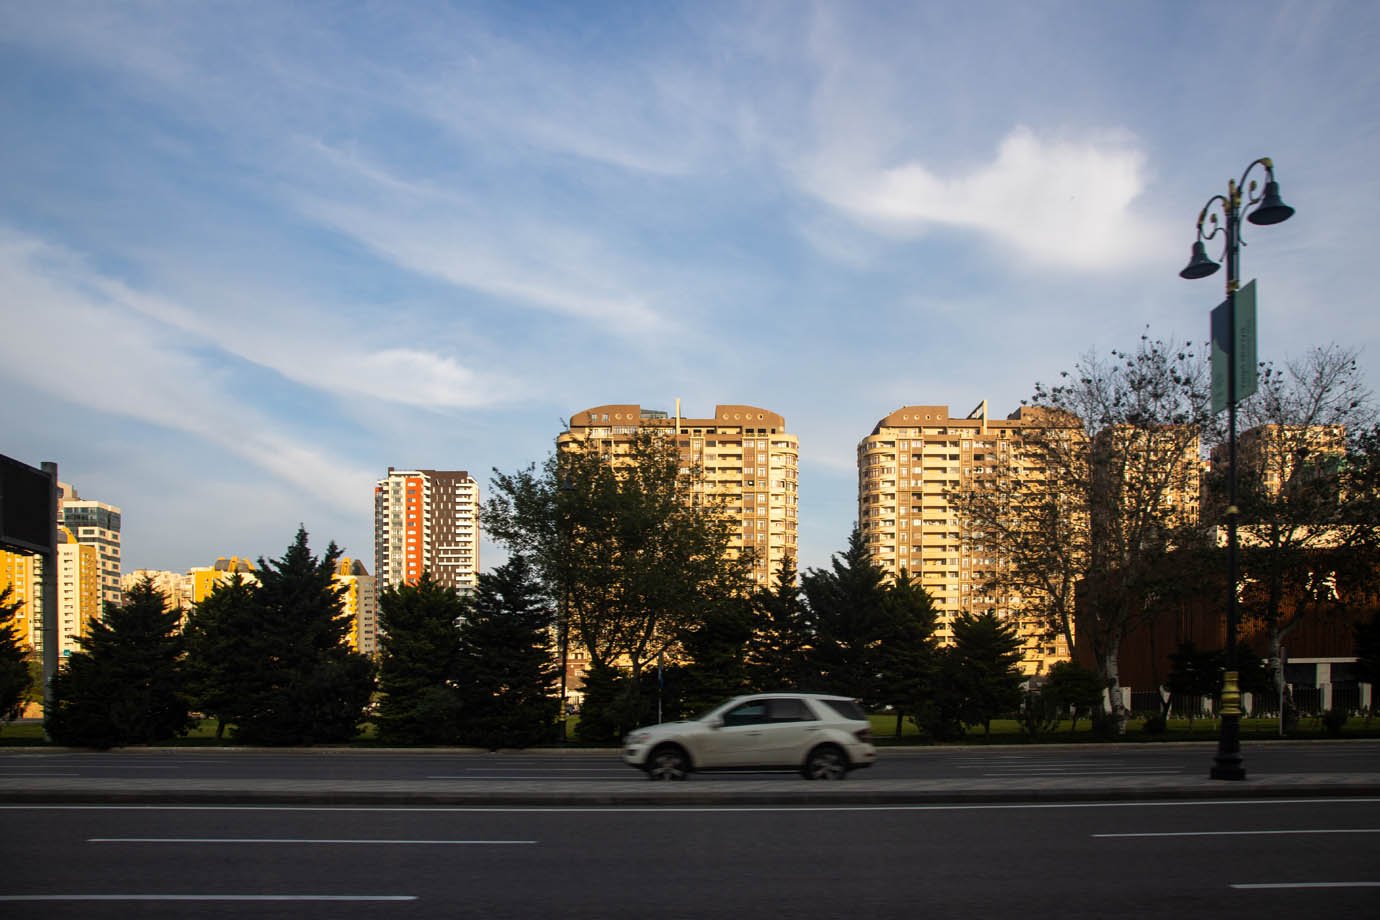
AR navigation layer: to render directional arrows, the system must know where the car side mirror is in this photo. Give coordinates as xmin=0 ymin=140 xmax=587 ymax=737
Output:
xmin=709 ymin=717 xmax=723 ymax=730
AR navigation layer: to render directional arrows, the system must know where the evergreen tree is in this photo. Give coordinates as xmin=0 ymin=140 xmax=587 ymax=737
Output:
xmin=45 ymin=578 xmax=191 ymax=748
xmin=1040 ymin=661 xmax=1104 ymax=732
xmin=745 ymin=555 xmax=813 ymax=691
xmin=0 ymin=586 xmax=33 ymax=727
xmin=374 ymin=572 xmax=466 ymax=745
xmin=233 ymin=527 xmax=375 ymax=745
xmin=802 ymin=528 xmax=892 ymax=706
xmin=877 ymin=570 xmax=941 ymax=738
xmin=677 ymin=596 xmax=754 ymax=715
xmin=183 ymin=574 xmax=262 ymax=738
xmin=949 ymin=610 xmax=1024 ymax=736
xmin=456 ymin=554 xmax=558 ymax=749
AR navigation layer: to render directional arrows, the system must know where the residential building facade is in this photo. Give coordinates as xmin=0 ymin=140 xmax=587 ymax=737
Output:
xmin=58 ymin=483 xmax=122 ymax=609
xmin=857 ymin=402 xmax=1074 ymax=675
xmin=558 ymin=403 xmax=800 ymax=588
xmin=374 ymin=469 xmax=480 ymax=594
xmin=336 ymin=557 xmax=379 ymax=656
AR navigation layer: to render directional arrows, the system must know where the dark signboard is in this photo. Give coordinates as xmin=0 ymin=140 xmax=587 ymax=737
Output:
xmin=0 ymin=454 xmax=54 ymax=554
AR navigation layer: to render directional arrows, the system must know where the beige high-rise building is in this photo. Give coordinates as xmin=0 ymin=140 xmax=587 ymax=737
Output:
xmin=58 ymin=484 xmax=122 ymax=610
xmin=558 ymin=403 xmax=799 ymax=587
xmin=336 ymin=557 xmax=379 ymax=656
xmin=374 ymin=469 xmax=480 ymax=594
xmin=857 ymin=402 xmax=1073 ymax=675
xmin=123 ymin=570 xmax=195 ymax=614
xmin=55 ymin=527 xmax=100 ymax=660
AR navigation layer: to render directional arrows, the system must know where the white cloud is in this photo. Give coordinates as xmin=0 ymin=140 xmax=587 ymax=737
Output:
xmin=801 ymin=127 xmax=1169 ymax=271
xmin=0 ymin=228 xmax=378 ymax=511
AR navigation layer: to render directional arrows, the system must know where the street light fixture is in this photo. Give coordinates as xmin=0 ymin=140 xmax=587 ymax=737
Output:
xmin=1180 ymin=157 xmax=1294 ymax=781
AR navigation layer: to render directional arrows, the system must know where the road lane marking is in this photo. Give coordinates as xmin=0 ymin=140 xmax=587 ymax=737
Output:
xmin=1231 ymin=882 xmax=1380 ymax=890
xmin=4 ymin=798 xmax=1377 ymax=814
xmin=1096 ymin=828 xmax=1380 ymax=838
xmin=0 ymin=894 xmax=417 ymax=902
xmin=983 ymin=770 xmax=1185 ymax=777
xmin=89 ymin=838 xmax=535 ymax=845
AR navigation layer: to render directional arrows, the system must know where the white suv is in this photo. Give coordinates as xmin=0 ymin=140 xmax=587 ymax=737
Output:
xmin=622 ymin=692 xmax=876 ymax=780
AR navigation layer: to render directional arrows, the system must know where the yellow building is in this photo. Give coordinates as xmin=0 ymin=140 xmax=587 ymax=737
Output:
xmin=335 ymin=557 xmax=379 ymax=656
xmin=0 ymin=549 xmax=40 ymax=651
xmin=857 ymin=402 xmax=1076 ymax=676
xmin=189 ymin=557 xmax=258 ymax=604
xmin=558 ymin=403 xmax=799 ymax=588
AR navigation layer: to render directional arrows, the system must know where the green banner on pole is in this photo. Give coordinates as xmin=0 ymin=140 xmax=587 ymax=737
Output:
xmin=1211 ymin=279 xmax=1258 ymax=414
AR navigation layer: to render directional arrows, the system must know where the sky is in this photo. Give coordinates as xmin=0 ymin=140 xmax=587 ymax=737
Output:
xmin=2 ymin=1 xmax=1377 ymax=578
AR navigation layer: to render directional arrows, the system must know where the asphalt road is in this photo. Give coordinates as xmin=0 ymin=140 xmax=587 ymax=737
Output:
xmin=2 ymin=797 xmax=1377 ymax=919
xmin=1 ymin=740 xmax=1377 ymax=783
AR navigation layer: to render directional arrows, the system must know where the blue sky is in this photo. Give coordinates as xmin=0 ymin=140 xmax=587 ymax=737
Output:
xmin=2 ymin=1 xmax=1376 ymax=576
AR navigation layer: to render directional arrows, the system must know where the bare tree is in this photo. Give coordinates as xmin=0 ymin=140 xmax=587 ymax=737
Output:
xmin=959 ymin=336 xmax=1213 ymax=727
xmin=1222 ymin=345 xmax=1376 ymax=703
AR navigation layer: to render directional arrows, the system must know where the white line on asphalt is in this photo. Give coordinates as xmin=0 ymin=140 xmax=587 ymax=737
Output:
xmin=4 ymin=798 xmax=1378 ymax=814
xmin=0 ymin=894 xmax=417 ymax=902
xmin=1096 ymin=829 xmax=1380 ymax=838
xmin=982 ymin=770 xmax=1186 ymax=777
xmin=1231 ymin=882 xmax=1380 ymax=890
xmin=461 ymin=767 xmax=621 ymax=772
xmin=89 ymin=838 xmax=535 ymax=845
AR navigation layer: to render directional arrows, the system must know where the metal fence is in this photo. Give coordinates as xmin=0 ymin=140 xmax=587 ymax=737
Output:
xmin=1125 ymin=682 xmax=1371 ymax=718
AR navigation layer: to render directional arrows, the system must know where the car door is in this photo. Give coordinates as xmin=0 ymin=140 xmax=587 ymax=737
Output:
xmin=754 ymin=697 xmax=822 ymax=766
xmin=696 ymin=698 xmax=771 ymax=768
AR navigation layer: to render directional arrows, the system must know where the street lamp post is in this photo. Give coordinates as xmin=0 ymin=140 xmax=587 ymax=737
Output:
xmin=1179 ymin=157 xmax=1294 ymax=780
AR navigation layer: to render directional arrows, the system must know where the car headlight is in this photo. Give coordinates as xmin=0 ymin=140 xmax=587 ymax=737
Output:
xmin=625 ymin=730 xmax=651 ymax=746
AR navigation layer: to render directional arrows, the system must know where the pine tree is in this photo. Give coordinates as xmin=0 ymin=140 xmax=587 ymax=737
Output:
xmin=45 ymin=578 xmax=191 ymax=748
xmin=233 ymin=527 xmax=375 ymax=745
xmin=802 ymin=528 xmax=893 ymax=705
xmin=0 ymin=586 xmax=33 ymax=727
xmin=183 ymin=574 xmax=262 ymax=738
xmin=375 ymin=572 xmax=466 ymax=745
xmin=950 ymin=610 xmax=1024 ymax=736
xmin=877 ymin=570 xmax=940 ymax=737
xmin=745 ymin=555 xmax=813 ymax=692
xmin=456 ymin=554 xmax=558 ymax=749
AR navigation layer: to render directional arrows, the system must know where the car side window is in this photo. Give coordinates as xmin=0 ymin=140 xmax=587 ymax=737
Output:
xmin=767 ymin=698 xmax=816 ymax=723
xmin=722 ymin=701 xmax=768 ymax=727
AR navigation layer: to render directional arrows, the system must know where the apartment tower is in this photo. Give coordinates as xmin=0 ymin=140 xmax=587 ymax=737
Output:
xmin=58 ymin=483 xmax=122 ymax=609
xmin=558 ymin=403 xmax=799 ymax=587
xmin=374 ymin=469 xmax=480 ymax=594
xmin=857 ymin=402 xmax=1072 ymax=675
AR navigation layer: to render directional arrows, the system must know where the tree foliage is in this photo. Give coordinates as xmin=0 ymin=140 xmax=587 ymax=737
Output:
xmin=45 ymin=578 xmax=192 ymax=748
xmin=485 ymin=429 xmax=749 ymax=732
xmin=455 ymin=554 xmax=558 ymax=749
xmin=1023 ymin=336 xmax=1214 ymax=723
xmin=948 ymin=610 xmax=1024 ymax=735
xmin=182 ymin=574 xmax=261 ymax=738
xmin=745 ymin=554 xmax=813 ymax=692
xmin=1223 ymin=345 xmax=1376 ymax=700
xmin=374 ymin=572 xmax=466 ymax=745
xmin=802 ymin=528 xmax=893 ymax=705
xmin=0 ymin=586 xmax=34 ymax=727
xmin=230 ymin=527 xmax=375 ymax=745
xmin=1040 ymin=661 xmax=1104 ymax=733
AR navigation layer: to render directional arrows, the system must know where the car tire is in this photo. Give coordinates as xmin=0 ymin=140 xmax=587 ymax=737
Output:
xmin=802 ymin=744 xmax=848 ymax=780
xmin=647 ymin=744 xmax=690 ymax=781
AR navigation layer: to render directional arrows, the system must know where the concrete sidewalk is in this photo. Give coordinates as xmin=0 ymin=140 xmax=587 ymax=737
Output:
xmin=3 ymin=768 xmax=1379 ymax=807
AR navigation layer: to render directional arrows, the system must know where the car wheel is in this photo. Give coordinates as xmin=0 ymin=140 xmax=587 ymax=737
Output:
xmin=802 ymin=745 xmax=848 ymax=780
xmin=647 ymin=745 xmax=690 ymax=781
